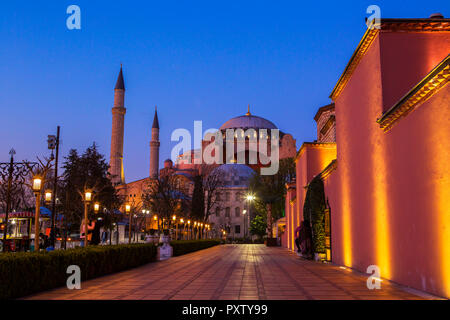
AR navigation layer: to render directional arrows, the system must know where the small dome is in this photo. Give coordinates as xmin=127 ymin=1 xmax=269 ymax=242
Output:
xmin=211 ymin=163 xmax=255 ymax=188
xmin=220 ymin=114 xmax=277 ymax=131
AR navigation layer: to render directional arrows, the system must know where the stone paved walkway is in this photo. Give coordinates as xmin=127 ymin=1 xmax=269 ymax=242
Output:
xmin=25 ymin=244 xmax=429 ymax=300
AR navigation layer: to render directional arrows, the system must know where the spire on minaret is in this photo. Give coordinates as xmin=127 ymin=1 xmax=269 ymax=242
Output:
xmin=115 ymin=64 xmax=125 ymax=90
xmin=152 ymin=105 xmax=159 ymax=129
xmin=246 ymin=104 xmax=251 ymax=116
xmin=110 ymin=65 xmax=126 ymax=185
xmin=150 ymin=105 xmax=160 ymax=179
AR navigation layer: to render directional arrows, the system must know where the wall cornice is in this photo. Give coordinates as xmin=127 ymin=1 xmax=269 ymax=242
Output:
xmin=377 ymin=54 xmax=450 ymax=132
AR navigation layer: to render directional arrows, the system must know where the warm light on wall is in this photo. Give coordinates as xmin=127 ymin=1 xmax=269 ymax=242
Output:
xmin=372 ymin=127 xmax=391 ymax=279
xmin=431 ymin=107 xmax=450 ymax=297
xmin=340 ymin=156 xmax=352 ymax=268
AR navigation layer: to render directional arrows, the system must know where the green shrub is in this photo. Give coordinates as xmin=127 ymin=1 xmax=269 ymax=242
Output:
xmin=169 ymin=239 xmax=220 ymax=256
xmin=0 ymin=243 xmax=157 ymax=300
xmin=303 ymin=176 xmax=326 ymax=254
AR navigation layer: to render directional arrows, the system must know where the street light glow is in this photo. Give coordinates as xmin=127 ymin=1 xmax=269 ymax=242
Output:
xmin=45 ymin=190 xmax=52 ymax=202
xmin=32 ymin=178 xmax=42 ymax=192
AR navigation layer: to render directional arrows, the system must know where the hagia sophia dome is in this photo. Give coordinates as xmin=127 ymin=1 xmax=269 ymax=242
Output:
xmin=219 ymin=106 xmax=277 ymax=131
xmin=211 ymin=163 xmax=255 ymax=188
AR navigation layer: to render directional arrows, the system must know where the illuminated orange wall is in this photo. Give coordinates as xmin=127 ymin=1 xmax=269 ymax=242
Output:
xmin=284 ymin=144 xmax=336 ymax=251
xmin=284 ymin=184 xmax=297 ymax=250
xmin=332 ymin=30 xmax=450 ymax=298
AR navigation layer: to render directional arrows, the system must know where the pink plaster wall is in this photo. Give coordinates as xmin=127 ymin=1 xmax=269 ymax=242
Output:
xmin=285 ymin=144 xmax=336 ymax=252
xmin=332 ymin=30 xmax=450 ymax=298
xmin=379 ymin=32 xmax=450 ymax=112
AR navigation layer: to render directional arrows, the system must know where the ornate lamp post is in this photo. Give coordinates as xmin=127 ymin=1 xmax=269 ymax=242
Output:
xmin=172 ymin=215 xmax=177 ymax=240
xmin=187 ymin=220 xmax=191 ymax=240
xmin=245 ymin=194 xmax=255 ymax=241
xmin=193 ymin=222 xmax=197 ymax=239
xmin=32 ymin=177 xmax=43 ymax=251
xmin=243 ymin=209 xmax=247 ymax=240
xmin=179 ymin=218 xmax=184 ymax=240
xmin=125 ymin=204 xmax=131 ymax=244
xmin=83 ymin=191 xmax=92 ymax=247
xmin=153 ymin=215 xmax=158 ymax=231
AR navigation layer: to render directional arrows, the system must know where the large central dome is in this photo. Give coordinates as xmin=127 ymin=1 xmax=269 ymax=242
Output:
xmin=220 ymin=107 xmax=277 ymax=131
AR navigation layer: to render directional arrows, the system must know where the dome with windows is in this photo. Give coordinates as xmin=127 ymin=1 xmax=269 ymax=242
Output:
xmin=219 ymin=106 xmax=277 ymax=131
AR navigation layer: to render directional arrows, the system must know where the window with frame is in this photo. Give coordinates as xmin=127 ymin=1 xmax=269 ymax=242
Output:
xmin=235 ymin=225 xmax=241 ymax=234
xmin=215 ymin=207 xmax=220 ymax=217
xmin=235 ymin=207 xmax=240 ymax=217
xmin=225 ymin=207 xmax=230 ymax=218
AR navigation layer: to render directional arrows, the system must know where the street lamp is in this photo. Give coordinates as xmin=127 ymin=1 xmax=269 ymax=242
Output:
xmin=245 ymin=194 xmax=255 ymax=241
xmin=187 ymin=220 xmax=191 ymax=239
xmin=44 ymin=190 xmax=52 ymax=203
xmin=180 ymin=218 xmax=184 ymax=239
xmin=125 ymin=204 xmax=132 ymax=244
xmin=32 ymin=176 xmax=43 ymax=251
xmin=200 ymin=223 xmax=204 ymax=239
xmin=83 ymin=190 xmax=92 ymax=247
xmin=94 ymin=203 xmax=100 ymax=214
xmin=243 ymin=209 xmax=247 ymax=240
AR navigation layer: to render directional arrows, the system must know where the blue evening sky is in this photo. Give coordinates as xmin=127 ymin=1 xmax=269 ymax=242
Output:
xmin=1 ymin=1 xmax=448 ymax=182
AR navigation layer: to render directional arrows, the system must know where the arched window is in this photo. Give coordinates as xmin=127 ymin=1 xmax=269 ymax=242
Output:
xmin=235 ymin=207 xmax=240 ymax=217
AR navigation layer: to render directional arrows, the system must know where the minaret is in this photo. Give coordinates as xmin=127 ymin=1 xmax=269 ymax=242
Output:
xmin=149 ymin=106 xmax=160 ymax=179
xmin=109 ymin=65 xmax=126 ymax=185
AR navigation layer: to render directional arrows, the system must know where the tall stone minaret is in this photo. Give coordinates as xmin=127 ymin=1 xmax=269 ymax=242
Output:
xmin=149 ymin=106 xmax=160 ymax=179
xmin=109 ymin=65 xmax=126 ymax=185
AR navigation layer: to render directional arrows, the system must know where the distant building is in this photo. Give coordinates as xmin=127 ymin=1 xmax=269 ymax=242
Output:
xmin=207 ymin=164 xmax=255 ymax=239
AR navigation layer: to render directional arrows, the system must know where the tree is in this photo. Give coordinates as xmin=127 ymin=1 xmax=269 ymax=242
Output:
xmin=143 ymin=173 xmax=189 ymax=231
xmin=200 ymin=164 xmax=225 ymax=223
xmin=190 ymin=174 xmax=205 ymax=221
xmin=190 ymin=164 xmax=225 ymax=223
xmin=250 ymin=215 xmax=267 ymax=240
xmin=249 ymin=157 xmax=295 ymax=238
xmin=59 ymin=144 xmax=122 ymax=244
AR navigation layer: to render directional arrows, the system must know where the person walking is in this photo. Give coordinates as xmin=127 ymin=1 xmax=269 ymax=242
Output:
xmin=294 ymin=224 xmax=302 ymax=254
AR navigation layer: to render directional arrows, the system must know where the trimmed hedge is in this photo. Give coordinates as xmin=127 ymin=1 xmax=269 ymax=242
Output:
xmin=0 ymin=244 xmax=157 ymax=300
xmin=170 ymin=239 xmax=221 ymax=256
xmin=0 ymin=240 xmax=221 ymax=300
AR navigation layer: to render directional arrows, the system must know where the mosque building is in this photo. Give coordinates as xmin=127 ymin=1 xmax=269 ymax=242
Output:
xmin=107 ymin=67 xmax=297 ymax=234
